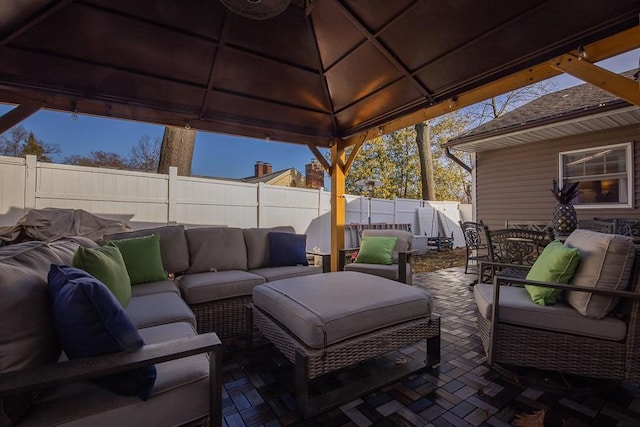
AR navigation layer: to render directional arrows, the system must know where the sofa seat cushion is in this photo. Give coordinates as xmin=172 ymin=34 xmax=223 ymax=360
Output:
xmin=243 ymin=226 xmax=295 ymax=270
xmin=473 ymin=283 xmax=626 ymax=341
xmin=252 ymin=271 xmax=432 ymax=349
xmin=103 ymin=225 xmax=190 ymax=275
xmin=20 ymin=322 xmax=209 ymax=427
xmin=177 ymin=270 xmax=265 ymax=304
xmin=250 ymin=265 xmax=322 ymax=282
xmin=564 ymin=229 xmax=635 ymax=319
xmin=344 ymin=262 xmax=413 ymax=285
xmin=125 ymin=293 xmax=196 ymax=329
xmin=185 ymin=227 xmax=248 ymax=274
xmin=130 ymin=280 xmax=180 ymax=297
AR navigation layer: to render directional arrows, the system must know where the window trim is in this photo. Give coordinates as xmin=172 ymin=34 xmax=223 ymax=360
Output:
xmin=558 ymin=142 xmax=634 ymax=210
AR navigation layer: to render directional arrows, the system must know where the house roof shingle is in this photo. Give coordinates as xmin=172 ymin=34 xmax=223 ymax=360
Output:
xmin=448 ymin=69 xmax=637 ymax=147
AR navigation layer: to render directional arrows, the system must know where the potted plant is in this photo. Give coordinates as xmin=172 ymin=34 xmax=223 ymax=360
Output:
xmin=551 ymin=179 xmax=580 ymax=235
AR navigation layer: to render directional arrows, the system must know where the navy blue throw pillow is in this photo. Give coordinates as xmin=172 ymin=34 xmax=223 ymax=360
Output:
xmin=47 ymin=264 xmax=156 ymax=400
xmin=268 ymin=232 xmax=308 ymax=267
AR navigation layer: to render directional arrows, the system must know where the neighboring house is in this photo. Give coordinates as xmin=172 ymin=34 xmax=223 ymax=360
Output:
xmin=445 ymin=70 xmax=640 ymax=231
xmin=242 ymin=160 xmax=325 ymax=189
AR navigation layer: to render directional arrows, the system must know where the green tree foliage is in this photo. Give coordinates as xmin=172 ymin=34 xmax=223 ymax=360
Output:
xmin=345 ymin=112 xmax=471 ymax=202
xmin=345 ymin=127 xmax=422 ymax=199
xmin=0 ymin=126 xmax=61 ymax=161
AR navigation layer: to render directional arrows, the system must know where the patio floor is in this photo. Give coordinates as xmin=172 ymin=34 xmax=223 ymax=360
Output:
xmin=220 ymin=267 xmax=640 ymax=426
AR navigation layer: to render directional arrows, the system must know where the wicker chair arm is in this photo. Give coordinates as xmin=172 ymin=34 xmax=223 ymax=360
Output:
xmin=0 ymin=332 xmax=223 ymax=406
xmin=495 ymin=276 xmax=640 ymax=299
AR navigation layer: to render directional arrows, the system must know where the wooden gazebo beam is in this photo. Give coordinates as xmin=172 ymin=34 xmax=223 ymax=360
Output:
xmin=0 ymin=101 xmax=43 ymax=134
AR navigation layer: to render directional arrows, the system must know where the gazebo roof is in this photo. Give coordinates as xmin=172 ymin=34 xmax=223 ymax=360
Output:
xmin=1 ymin=0 xmax=639 ymax=147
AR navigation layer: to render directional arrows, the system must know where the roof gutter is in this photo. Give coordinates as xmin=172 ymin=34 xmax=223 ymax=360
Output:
xmin=445 ymin=147 xmax=472 ymax=173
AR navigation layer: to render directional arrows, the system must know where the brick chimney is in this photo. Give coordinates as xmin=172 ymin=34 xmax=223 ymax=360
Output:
xmin=254 ymin=161 xmax=264 ymax=177
xmin=254 ymin=161 xmax=273 ymax=177
xmin=305 ymin=159 xmax=324 ymax=189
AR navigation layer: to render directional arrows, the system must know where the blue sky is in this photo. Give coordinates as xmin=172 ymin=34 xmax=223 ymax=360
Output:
xmin=1 ymin=49 xmax=638 ymax=179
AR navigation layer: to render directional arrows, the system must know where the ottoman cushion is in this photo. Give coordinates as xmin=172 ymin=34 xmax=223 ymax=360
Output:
xmin=252 ymin=271 xmax=433 ymax=349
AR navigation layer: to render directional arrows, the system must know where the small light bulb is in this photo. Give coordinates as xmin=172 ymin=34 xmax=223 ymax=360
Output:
xmin=71 ymin=109 xmax=78 ymax=121
xmin=184 ymin=121 xmax=191 ymax=130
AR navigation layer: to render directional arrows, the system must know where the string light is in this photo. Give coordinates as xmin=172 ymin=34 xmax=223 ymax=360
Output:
xmin=71 ymin=101 xmax=78 ymax=121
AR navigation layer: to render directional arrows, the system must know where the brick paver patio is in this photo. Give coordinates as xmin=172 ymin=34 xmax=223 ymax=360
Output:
xmin=221 ymin=267 xmax=640 ymax=426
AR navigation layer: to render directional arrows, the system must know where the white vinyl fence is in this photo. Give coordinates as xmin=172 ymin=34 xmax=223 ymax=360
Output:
xmin=0 ymin=155 xmax=470 ymax=251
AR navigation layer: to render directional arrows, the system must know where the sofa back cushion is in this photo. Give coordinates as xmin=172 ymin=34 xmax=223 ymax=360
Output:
xmin=103 ymin=225 xmax=189 ymax=275
xmin=564 ymin=229 xmax=636 ymax=319
xmin=361 ymin=229 xmax=413 ymax=263
xmin=186 ymin=227 xmax=248 ymax=273
xmin=0 ymin=241 xmax=68 ymax=374
xmin=244 ymin=226 xmax=295 ymax=270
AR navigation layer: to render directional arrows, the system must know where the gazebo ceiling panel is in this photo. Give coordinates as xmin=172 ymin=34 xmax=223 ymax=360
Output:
xmin=12 ymin=4 xmax=216 ymax=85
xmin=85 ymin=0 xmax=225 ymax=39
xmin=212 ymin=49 xmax=329 ymax=112
xmin=0 ymin=0 xmax=638 ymax=147
xmin=381 ymin=0 xmax=541 ymax=72
xmin=225 ymin=9 xmax=319 ymax=70
xmin=310 ymin=0 xmax=365 ymax=69
xmin=342 ymin=0 xmax=415 ymax=32
xmin=335 ymin=79 xmax=423 ymax=133
xmin=325 ymin=42 xmax=407 ymax=111
xmin=205 ymin=91 xmax=334 ymax=137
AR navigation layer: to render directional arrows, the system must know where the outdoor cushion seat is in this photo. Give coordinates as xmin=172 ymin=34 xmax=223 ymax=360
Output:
xmin=343 ymin=262 xmax=411 ymax=283
xmin=19 ymin=322 xmax=210 ymax=427
xmin=125 ymin=292 xmax=196 ymax=329
xmin=176 ymin=270 xmax=266 ymax=304
xmin=130 ymin=279 xmax=180 ymax=297
xmin=474 ymin=282 xmax=627 ymax=341
xmin=252 ymin=271 xmax=433 ymax=349
xmin=250 ymin=265 xmax=322 ymax=282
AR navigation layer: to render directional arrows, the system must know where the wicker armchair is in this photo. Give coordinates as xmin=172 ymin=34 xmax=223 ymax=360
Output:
xmin=339 ymin=229 xmax=414 ymax=284
xmin=474 ymin=230 xmax=640 ymax=382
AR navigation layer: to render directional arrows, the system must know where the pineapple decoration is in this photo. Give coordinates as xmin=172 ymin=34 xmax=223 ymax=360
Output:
xmin=551 ymin=179 xmax=580 ymax=234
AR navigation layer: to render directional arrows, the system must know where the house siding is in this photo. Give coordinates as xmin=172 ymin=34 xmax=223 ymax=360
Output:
xmin=476 ymin=124 xmax=640 ymax=231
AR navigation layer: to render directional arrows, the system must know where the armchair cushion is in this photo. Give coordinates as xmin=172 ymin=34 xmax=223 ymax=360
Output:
xmin=268 ymin=232 xmax=308 ymax=267
xmin=72 ymin=245 xmax=131 ymax=308
xmin=47 ymin=265 xmax=156 ymax=400
xmin=354 ymin=236 xmax=397 ymax=265
xmin=361 ymin=229 xmax=412 ymax=263
xmin=524 ymin=241 xmax=580 ymax=305
xmin=564 ymin=230 xmax=635 ymax=319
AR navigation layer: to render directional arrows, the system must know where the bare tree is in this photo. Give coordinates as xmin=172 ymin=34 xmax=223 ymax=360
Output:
xmin=128 ymin=134 xmax=160 ymax=171
xmin=467 ymin=80 xmax=556 ymax=124
xmin=64 ymin=151 xmax=128 ymax=168
xmin=157 ymin=126 xmax=195 ymax=175
xmin=0 ymin=125 xmax=29 ymax=156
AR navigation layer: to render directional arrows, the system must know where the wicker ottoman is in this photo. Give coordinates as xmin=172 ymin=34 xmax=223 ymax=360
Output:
xmin=250 ymin=271 xmax=440 ymax=417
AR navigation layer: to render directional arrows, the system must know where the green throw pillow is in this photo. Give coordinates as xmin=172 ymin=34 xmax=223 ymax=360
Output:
xmin=355 ymin=236 xmax=397 ymax=265
xmin=525 ymin=240 xmax=580 ymax=306
xmin=72 ymin=245 xmax=131 ymax=307
xmin=106 ymin=234 xmax=167 ymax=286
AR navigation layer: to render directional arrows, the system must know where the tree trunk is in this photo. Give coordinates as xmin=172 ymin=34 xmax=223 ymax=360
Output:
xmin=157 ymin=126 xmax=195 ymax=176
xmin=415 ymin=121 xmax=436 ymax=200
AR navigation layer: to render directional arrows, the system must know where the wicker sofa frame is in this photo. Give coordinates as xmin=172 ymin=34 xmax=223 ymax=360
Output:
xmin=477 ymin=251 xmax=640 ymax=383
xmin=250 ymin=305 xmax=440 ymax=417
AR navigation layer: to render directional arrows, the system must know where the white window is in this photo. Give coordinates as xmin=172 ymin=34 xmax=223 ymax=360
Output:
xmin=559 ymin=142 xmax=633 ymax=209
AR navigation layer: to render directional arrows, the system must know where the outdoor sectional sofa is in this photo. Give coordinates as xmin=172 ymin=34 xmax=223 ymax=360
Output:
xmin=0 ymin=237 xmax=222 ymax=427
xmin=103 ymin=224 xmax=329 ymax=337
